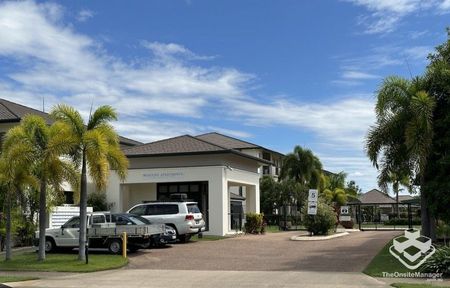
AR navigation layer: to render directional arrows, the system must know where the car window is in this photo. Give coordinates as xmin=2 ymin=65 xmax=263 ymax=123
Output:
xmin=64 ymin=217 xmax=80 ymax=228
xmin=129 ymin=205 xmax=146 ymax=216
xmin=187 ymin=204 xmax=201 ymax=214
xmin=157 ymin=204 xmax=179 ymax=215
xmin=114 ymin=215 xmax=131 ymax=225
xmin=92 ymin=215 xmax=105 ymax=224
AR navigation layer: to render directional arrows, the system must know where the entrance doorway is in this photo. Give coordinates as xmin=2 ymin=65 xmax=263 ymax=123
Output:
xmin=157 ymin=181 xmax=209 ymax=230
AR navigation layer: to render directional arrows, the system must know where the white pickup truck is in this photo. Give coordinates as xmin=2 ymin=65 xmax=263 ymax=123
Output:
xmin=36 ymin=212 xmax=165 ymax=254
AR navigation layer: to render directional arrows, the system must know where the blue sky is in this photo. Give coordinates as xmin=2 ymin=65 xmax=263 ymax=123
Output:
xmin=0 ymin=0 xmax=448 ymax=193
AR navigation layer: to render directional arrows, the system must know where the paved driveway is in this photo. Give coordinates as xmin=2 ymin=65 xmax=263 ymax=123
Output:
xmin=128 ymin=230 xmax=400 ymax=272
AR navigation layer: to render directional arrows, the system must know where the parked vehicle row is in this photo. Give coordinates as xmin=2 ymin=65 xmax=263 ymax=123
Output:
xmin=35 ymin=200 xmax=205 ymax=254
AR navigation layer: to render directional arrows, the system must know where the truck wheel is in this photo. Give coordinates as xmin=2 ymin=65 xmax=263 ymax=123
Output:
xmin=108 ymin=239 xmax=122 ymax=255
xmin=45 ymin=238 xmax=56 ymax=253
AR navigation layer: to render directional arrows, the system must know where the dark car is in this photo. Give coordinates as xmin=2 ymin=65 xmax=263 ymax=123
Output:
xmin=113 ymin=213 xmax=176 ymax=247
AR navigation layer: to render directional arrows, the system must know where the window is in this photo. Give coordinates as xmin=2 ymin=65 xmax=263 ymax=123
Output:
xmin=187 ymin=204 xmax=200 ymax=214
xmin=157 ymin=204 xmax=179 ymax=215
xmin=92 ymin=215 xmax=105 ymax=224
xmin=64 ymin=217 xmax=80 ymax=228
xmin=129 ymin=205 xmax=147 ymax=216
xmin=262 ymin=151 xmax=271 ymax=161
xmin=262 ymin=165 xmax=270 ymax=175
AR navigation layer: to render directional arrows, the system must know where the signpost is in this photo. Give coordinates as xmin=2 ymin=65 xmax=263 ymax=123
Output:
xmin=307 ymin=189 xmax=318 ymax=215
xmin=339 ymin=205 xmax=351 ymax=222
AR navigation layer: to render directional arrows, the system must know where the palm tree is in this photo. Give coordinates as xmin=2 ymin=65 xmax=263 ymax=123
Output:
xmin=0 ymin=134 xmax=38 ymax=260
xmin=366 ymin=76 xmax=435 ymax=238
xmin=378 ymin=169 xmax=410 ymax=217
xmin=280 ymin=146 xmax=323 ymax=189
xmin=1 ymin=115 xmax=79 ymax=261
xmin=50 ymin=105 xmax=128 ymax=261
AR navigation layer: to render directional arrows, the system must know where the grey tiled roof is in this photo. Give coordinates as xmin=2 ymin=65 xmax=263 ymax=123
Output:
xmin=398 ymin=195 xmax=414 ymax=203
xmin=196 ymin=132 xmax=259 ymax=149
xmin=124 ymin=135 xmax=227 ymax=156
xmin=0 ymin=98 xmax=142 ymax=146
xmin=0 ymin=98 xmax=52 ymax=123
xmin=358 ymin=189 xmax=396 ymax=204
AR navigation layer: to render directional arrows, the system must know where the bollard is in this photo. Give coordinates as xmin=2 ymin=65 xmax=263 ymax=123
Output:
xmin=122 ymin=232 xmax=127 ymax=258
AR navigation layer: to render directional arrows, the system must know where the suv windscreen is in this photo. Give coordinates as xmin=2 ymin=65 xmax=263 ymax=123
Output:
xmin=187 ymin=204 xmax=201 ymax=214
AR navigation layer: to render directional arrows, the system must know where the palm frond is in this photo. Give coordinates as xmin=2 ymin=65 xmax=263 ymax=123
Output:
xmin=87 ymin=105 xmax=117 ymax=130
xmin=50 ymin=104 xmax=85 ymax=137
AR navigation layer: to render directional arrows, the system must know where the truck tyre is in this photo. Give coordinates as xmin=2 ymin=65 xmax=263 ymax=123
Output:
xmin=108 ymin=239 xmax=122 ymax=255
xmin=45 ymin=237 xmax=56 ymax=253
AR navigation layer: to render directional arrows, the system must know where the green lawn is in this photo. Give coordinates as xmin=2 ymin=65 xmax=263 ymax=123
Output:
xmin=190 ymin=234 xmax=227 ymax=241
xmin=265 ymin=225 xmax=282 ymax=233
xmin=0 ymin=276 xmax=38 ymax=283
xmin=364 ymin=240 xmax=419 ymax=277
xmin=391 ymin=283 xmax=434 ymax=288
xmin=0 ymin=252 xmax=128 ymax=273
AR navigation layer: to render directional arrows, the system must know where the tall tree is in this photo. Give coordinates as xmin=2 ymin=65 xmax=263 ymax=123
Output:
xmin=280 ymin=146 xmax=323 ymax=189
xmin=422 ymin=29 xmax=450 ymax=224
xmin=50 ymin=105 xmax=128 ymax=261
xmin=1 ymin=115 xmax=78 ymax=260
xmin=366 ymin=76 xmax=435 ymax=238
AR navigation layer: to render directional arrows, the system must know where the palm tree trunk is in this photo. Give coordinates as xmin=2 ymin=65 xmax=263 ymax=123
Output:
xmin=78 ymin=152 xmax=87 ymax=261
xmin=5 ymin=190 xmax=11 ymax=261
xmin=38 ymin=180 xmax=47 ymax=261
xmin=420 ymin=188 xmax=431 ymax=237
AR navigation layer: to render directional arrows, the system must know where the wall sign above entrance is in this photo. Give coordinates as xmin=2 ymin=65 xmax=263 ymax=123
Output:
xmin=142 ymin=172 xmax=184 ymax=178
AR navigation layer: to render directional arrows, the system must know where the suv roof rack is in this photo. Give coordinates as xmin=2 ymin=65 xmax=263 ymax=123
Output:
xmin=141 ymin=200 xmax=196 ymax=203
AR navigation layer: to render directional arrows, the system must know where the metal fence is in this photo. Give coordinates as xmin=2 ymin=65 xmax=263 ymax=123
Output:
xmin=347 ymin=203 xmax=421 ymax=231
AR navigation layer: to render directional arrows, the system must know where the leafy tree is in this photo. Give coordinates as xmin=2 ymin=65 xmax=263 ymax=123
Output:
xmin=422 ymin=30 xmax=450 ymax=224
xmin=1 ymin=115 xmax=78 ymax=260
xmin=0 ymin=152 xmax=37 ymax=260
xmin=345 ymin=180 xmax=362 ymax=197
xmin=280 ymin=146 xmax=323 ymax=189
xmin=50 ymin=105 xmax=128 ymax=261
xmin=366 ymin=76 xmax=436 ymax=238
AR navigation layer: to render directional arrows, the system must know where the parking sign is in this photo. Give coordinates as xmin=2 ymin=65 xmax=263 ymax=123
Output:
xmin=308 ymin=189 xmax=318 ymax=202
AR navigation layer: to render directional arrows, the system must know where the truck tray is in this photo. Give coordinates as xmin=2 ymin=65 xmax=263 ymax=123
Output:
xmin=87 ymin=224 xmax=164 ymax=237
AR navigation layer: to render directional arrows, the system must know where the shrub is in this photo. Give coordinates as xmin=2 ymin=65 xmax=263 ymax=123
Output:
xmin=303 ymin=201 xmax=336 ymax=235
xmin=340 ymin=220 xmax=354 ymax=229
xmin=420 ymin=246 xmax=450 ymax=276
xmin=87 ymin=192 xmax=109 ymax=211
xmin=244 ymin=212 xmax=264 ymax=234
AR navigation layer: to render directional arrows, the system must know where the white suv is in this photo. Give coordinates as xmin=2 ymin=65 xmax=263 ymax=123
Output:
xmin=127 ymin=201 xmax=205 ymax=242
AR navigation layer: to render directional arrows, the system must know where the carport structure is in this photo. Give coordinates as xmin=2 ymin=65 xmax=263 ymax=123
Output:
xmin=106 ymin=135 xmax=268 ymax=236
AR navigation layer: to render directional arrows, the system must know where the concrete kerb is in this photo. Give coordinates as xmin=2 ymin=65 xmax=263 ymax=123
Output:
xmin=290 ymin=231 xmax=350 ymax=241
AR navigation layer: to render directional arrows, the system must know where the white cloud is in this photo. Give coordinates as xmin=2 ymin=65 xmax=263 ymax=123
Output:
xmin=346 ymin=0 xmax=448 ymax=34
xmin=342 ymin=70 xmax=379 ymax=80
xmin=76 ymin=9 xmax=94 ymax=22
xmin=403 ymin=46 xmax=433 ymax=60
xmin=225 ymin=96 xmax=375 ymax=149
xmin=439 ymin=0 xmax=450 ymax=10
